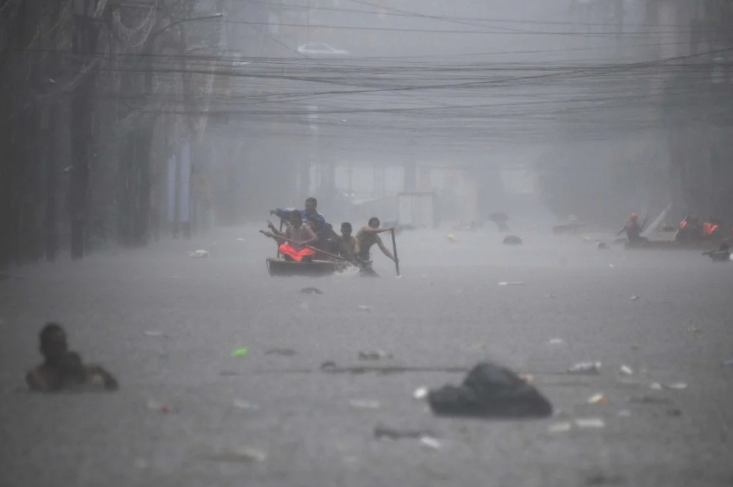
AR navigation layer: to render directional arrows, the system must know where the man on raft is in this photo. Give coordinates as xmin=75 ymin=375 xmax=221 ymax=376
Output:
xmin=267 ymin=211 xmax=318 ymax=262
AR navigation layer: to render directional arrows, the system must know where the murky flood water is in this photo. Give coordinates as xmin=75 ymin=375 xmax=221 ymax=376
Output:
xmin=1 ymin=224 xmax=732 ymax=487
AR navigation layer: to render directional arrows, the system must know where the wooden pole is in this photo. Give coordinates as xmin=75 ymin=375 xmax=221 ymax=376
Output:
xmin=390 ymin=228 xmax=400 ymax=276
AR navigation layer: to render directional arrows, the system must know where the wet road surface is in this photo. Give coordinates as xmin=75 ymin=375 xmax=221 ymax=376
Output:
xmin=1 ymin=225 xmax=732 ymax=487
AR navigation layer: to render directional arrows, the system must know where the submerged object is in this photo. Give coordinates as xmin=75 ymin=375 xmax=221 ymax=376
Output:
xmin=427 ymin=362 xmax=552 ymax=419
xmin=503 ymin=235 xmax=523 ymax=246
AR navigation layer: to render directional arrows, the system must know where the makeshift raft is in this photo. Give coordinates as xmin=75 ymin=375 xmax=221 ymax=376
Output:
xmin=266 ymin=258 xmax=349 ymax=277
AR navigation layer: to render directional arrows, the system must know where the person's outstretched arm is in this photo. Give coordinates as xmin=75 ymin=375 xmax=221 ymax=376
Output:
xmin=375 ymin=235 xmax=397 ymax=262
xmin=359 ymin=226 xmax=394 ymax=234
xmin=26 ymin=369 xmax=49 ymax=392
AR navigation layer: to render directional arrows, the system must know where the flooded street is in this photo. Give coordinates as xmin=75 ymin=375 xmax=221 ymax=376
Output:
xmin=2 ymin=223 xmax=732 ymax=487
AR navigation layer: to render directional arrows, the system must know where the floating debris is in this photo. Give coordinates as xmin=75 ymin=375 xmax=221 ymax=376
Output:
xmin=358 ymin=350 xmax=393 ymax=361
xmin=205 ymin=447 xmax=266 ymax=463
xmin=413 ymin=387 xmax=429 ymax=400
xmin=233 ymin=400 xmax=260 ymax=411
xmin=146 ymin=399 xmax=173 ymax=413
xmin=231 ymin=348 xmax=249 ymax=357
xmin=664 ymin=382 xmax=688 ymax=390
xmin=502 ymin=235 xmax=523 ymax=246
xmin=619 ymin=365 xmax=634 ymax=376
xmin=299 ymin=287 xmax=323 ymax=295
xmin=628 ymin=394 xmax=672 ymax=405
xmin=189 ymin=249 xmax=209 ymax=258
xmin=567 ymin=362 xmax=601 ymax=375
xmin=420 ymin=437 xmax=442 ymax=450
xmin=649 ymin=382 xmax=663 ymax=391
xmin=320 ymin=361 xmax=337 ymax=370
xmin=357 ymin=305 xmax=372 ymax=313
xmin=575 ymin=418 xmax=606 ymax=429
xmin=587 ymin=393 xmax=608 ymax=405
xmin=265 ymin=348 xmax=297 ymax=356
xmin=547 ymin=422 xmax=572 ymax=433
xmin=374 ymin=423 xmax=435 ymax=440
xmin=630 ymin=295 xmax=639 ymax=301
xmin=548 ymin=338 xmax=565 ymax=345
xmin=349 ymin=399 xmax=381 ymax=409
xmin=427 ymin=362 xmax=553 ymax=418
xmin=519 ymin=374 xmax=534 ymax=384
xmin=498 ymin=281 xmax=525 ymax=286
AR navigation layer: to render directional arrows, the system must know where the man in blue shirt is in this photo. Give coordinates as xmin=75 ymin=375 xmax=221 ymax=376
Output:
xmin=272 ymin=197 xmax=326 ymax=233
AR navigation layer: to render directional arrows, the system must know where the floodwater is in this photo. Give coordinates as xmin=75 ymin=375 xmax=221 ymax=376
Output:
xmin=1 ymin=220 xmax=732 ymax=487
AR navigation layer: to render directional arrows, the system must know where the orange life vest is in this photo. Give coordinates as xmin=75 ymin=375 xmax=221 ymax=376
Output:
xmin=702 ymin=222 xmax=718 ymax=236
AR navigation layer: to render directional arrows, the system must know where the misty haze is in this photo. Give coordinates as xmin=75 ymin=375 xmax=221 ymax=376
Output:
xmin=1 ymin=0 xmax=733 ymax=486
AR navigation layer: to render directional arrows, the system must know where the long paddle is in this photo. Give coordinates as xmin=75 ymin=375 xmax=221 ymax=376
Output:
xmin=390 ymin=228 xmax=400 ymax=276
xmin=275 ymin=220 xmax=283 ymax=258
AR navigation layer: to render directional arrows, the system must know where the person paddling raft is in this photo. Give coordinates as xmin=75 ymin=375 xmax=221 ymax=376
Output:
xmin=267 ymin=211 xmax=318 ymax=262
xmin=356 ymin=217 xmax=398 ymax=265
xmin=336 ymin=222 xmax=359 ymax=261
xmin=618 ymin=212 xmax=648 ymax=243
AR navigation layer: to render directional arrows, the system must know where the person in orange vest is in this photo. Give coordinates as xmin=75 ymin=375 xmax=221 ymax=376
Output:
xmin=701 ymin=218 xmax=720 ymax=237
xmin=678 ymin=215 xmax=703 ymax=240
xmin=267 ymin=211 xmax=318 ymax=262
xmin=617 ymin=212 xmax=647 ymax=243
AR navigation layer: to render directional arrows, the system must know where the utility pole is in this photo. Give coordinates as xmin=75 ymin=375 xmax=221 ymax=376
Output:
xmin=69 ymin=0 xmax=101 ymax=259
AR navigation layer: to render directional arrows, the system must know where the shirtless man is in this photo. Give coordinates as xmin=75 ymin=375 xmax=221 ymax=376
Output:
xmin=355 ymin=217 xmax=398 ymax=264
xmin=267 ymin=211 xmax=318 ymax=262
xmin=336 ymin=222 xmax=360 ymax=261
xmin=26 ymin=323 xmax=119 ymax=392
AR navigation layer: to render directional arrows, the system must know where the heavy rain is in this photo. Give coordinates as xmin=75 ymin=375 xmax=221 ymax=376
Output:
xmin=1 ymin=1 xmax=732 ymax=486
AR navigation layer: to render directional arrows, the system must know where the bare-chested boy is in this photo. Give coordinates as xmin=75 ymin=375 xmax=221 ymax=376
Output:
xmin=355 ymin=217 xmax=398 ymax=264
xmin=26 ymin=323 xmax=119 ymax=392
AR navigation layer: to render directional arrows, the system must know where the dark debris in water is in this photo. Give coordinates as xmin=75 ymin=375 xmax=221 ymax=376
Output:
xmin=374 ymin=423 xmax=435 ymax=440
xmin=265 ymin=348 xmax=297 ymax=356
xmin=299 ymin=287 xmax=323 ymax=295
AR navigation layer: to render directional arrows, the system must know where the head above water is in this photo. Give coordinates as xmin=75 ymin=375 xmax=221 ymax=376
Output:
xmin=630 ymin=212 xmax=638 ymax=221
xmin=368 ymin=217 xmax=380 ymax=228
xmin=40 ymin=323 xmax=68 ymax=362
xmin=341 ymin=222 xmax=352 ymax=235
xmin=305 ymin=197 xmax=317 ymax=214
xmin=289 ymin=211 xmax=303 ymax=227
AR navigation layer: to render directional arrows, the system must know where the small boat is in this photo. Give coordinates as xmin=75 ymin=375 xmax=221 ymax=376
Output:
xmin=266 ymin=258 xmax=349 ymax=277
